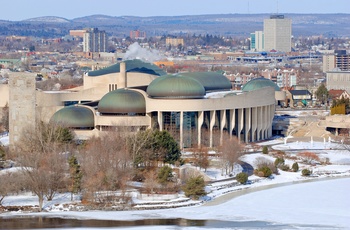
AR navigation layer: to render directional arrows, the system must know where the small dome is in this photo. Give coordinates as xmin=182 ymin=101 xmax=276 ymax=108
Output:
xmin=178 ymin=72 xmax=231 ymax=91
xmin=242 ymin=77 xmax=280 ymax=92
xmin=50 ymin=106 xmax=94 ymax=128
xmin=98 ymin=88 xmax=146 ymax=114
xmin=147 ymin=75 xmax=206 ymax=99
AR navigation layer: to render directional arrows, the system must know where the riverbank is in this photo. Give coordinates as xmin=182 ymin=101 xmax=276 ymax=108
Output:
xmin=1 ymin=176 xmax=349 ymax=229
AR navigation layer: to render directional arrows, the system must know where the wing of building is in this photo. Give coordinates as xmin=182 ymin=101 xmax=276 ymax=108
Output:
xmin=9 ymin=60 xmax=279 ymax=149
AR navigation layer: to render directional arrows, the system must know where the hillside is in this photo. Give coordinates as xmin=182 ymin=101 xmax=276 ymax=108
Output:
xmin=0 ymin=13 xmax=349 ymax=38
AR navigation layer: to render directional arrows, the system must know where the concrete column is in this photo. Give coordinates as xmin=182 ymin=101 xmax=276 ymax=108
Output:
xmin=229 ymin=109 xmax=236 ymax=137
xmin=262 ymin=106 xmax=267 ymax=139
xmin=237 ymin=109 xmax=244 ymax=142
xmin=209 ymin=110 xmax=216 ymax=148
xmin=120 ymin=62 xmax=126 ymax=88
xmin=264 ymin=105 xmax=269 ymax=139
xmin=220 ymin=110 xmax=226 ymax=145
xmin=180 ymin=111 xmax=184 ymax=149
xmin=257 ymin=107 xmax=263 ymax=141
xmin=244 ymin=108 xmax=251 ymax=143
xmin=268 ymin=104 xmax=275 ymax=137
xmin=251 ymin=107 xmax=257 ymax=142
xmin=157 ymin=111 xmax=163 ymax=131
xmin=197 ymin=111 xmax=204 ymax=147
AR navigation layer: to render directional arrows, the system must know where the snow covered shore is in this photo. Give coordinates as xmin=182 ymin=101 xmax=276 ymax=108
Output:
xmin=1 ymin=137 xmax=350 ymax=229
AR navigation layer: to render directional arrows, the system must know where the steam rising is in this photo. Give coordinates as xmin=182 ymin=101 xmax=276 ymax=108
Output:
xmin=123 ymin=42 xmax=163 ymax=62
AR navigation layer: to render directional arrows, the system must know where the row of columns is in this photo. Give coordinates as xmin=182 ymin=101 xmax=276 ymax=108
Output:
xmin=157 ymin=104 xmax=274 ymax=149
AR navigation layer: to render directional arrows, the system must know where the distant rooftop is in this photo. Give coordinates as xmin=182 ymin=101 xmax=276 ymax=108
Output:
xmin=270 ymin=15 xmax=285 ymax=19
xmin=87 ymin=59 xmax=166 ymax=77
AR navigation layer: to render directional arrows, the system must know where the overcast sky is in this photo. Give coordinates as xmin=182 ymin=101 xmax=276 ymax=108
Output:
xmin=1 ymin=0 xmax=349 ymax=21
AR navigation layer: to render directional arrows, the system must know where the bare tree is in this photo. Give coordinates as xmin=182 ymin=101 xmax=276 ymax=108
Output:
xmin=218 ymin=136 xmax=244 ymax=176
xmin=0 ymin=171 xmax=21 ymax=205
xmin=0 ymin=103 xmax=9 ymax=132
xmin=143 ymin=169 xmax=159 ymax=194
xmin=14 ymin=122 xmax=71 ymax=211
xmin=127 ymin=129 xmax=156 ymax=167
xmin=79 ymin=131 xmax=133 ymax=205
xmin=192 ymin=145 xmax=210 ymax=172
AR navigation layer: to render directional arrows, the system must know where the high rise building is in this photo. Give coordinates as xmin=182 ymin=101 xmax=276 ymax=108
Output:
xmin=323 ymin=50 xmax=350 ymax=72
xmin=130 ymin=30 xmax=146 ymax=39
xmin=263 ymin=15 xmax=292 ymax=52
xmin=250 ymin=31 xmax=264 ymax=51
xmin=165 ymin=38 xmax=184 ymax=47
xmin=83 ymin=28 xmax=108 ymax=52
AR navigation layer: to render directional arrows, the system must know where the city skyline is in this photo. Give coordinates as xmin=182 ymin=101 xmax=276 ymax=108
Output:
xmin=1 ymin=0 xmax=349 ymax=21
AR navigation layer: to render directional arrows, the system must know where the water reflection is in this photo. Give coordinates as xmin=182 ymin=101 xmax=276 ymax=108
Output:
xmin=0 ymin=216 xmax=336 ymax=229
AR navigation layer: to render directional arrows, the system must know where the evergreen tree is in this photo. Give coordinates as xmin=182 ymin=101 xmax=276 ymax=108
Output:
xmin=262 ymin=146 xmax=269 ymax=154
xmin=182 ymin=176 xmax=207 ymax=200
xmin=315 ymin=84 xmax=328 ymax=104
xmin=292 ymin=162 xmax=299 ymax=172
xmin=236 ymin=172 xmax=248 ymax=184
xmin=153 ymin=130 xmax=181 ymax=164
xmin=68 ymin=155 xmax=82 ymax=201
xmin=157 ymin=165 xmax=173 ymax=185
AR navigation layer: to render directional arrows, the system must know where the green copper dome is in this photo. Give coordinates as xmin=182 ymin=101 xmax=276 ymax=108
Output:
xmin=50 ymin=106 xmax=94 ymax=128
xmin=177 ymin=72 xmax=231 ymax=91
xmin=147 ymin=75 xmax=206 ymax=99
xmin=98 ymin=88 xmax=146 ymax=114
xmin=242 ymin=77 xmax=280 ymax=92
xmin=87 ymin=59 xmax=166 ymax=77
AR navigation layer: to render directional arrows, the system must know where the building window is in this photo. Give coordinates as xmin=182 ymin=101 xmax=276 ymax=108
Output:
xmin=109 ymin=84 xmax=117 ymax=92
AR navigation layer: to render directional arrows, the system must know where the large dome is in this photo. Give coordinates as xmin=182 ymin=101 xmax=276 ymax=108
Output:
xmin=50 ymin=106 xmax=94 ymax=128
xmin=242 ymin=77 xmax=280 ymax=92
xmin=98 ymin=88 xmax=146 ymax=114
xmin=147 ymin=75 xmax=206 ymax=99
xmin=178 ymin=72 xmax=231 ymax=91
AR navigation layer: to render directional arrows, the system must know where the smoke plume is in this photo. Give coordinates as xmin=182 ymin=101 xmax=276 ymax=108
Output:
xmin=123 ymin=42 xmax=163 ymax=62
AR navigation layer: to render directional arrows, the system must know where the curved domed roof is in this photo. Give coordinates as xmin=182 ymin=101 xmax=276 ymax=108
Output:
xmin=178 ymin=72 xmax=231 ymax=91
xmin=87 ymin=59 xmax=166 ymax=77
xmin=50 ymin=106 xmax=94 ymax=128
xmin=147 ymin=75 xmax=206 ymax=99
xmin=242 ymin=77 xmax=280 ymax=92
xmin=98 ymin=88 xmax=146 ymax=114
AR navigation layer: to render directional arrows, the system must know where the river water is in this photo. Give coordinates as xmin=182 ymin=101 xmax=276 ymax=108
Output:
xmin=0 ymin=216 xmax=330 ymax=229
xmin=1 ymin=176 xmax=347 ymax=229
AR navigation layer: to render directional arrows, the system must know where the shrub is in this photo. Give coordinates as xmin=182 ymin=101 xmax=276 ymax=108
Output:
xmin=301 ymin=168 xmax=312 ymax=176
xmin=262 ymin=146 xmax=269 ymax=154
xmin=255 ymin=157 xmax=278 ymax=174
xmin=182 ymin=176 xmax=207 ymax=200
xmin=291 ymin=162 xmax=299 ymax=172
xmin=274 ymin=157 xmax=285 ymax=168
xmin=259 ymin=166 xmax=272 ymax=177
xmin=279 ymin=164 xmax=290 ymax=171
xmin=275 ymin=150 xmax=286 ymax=157
xmin=236 ymin=172 xmax=248 ymax=184
xmin=298 ymin=152 xmax=320 ymax=164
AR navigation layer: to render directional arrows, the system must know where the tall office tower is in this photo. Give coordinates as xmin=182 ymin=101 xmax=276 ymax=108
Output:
xmin=83 ymin=28 xmax=108 ymax=52
xmin=263 ymin=15 xmax=292 ymax=52
xmin=250 ymin=31 xmax=264 ymax=51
